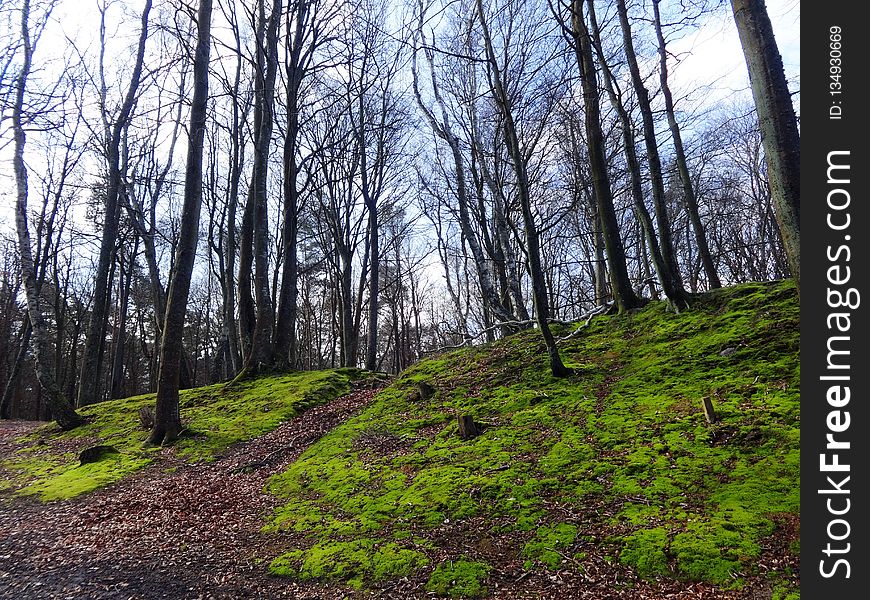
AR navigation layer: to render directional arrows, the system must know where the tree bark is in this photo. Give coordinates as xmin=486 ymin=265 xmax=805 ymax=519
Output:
xmin=12 ymin=0 xmax=83 ymax=430
xmin=730 ymin=0 xmax=800 ymax=292
xmin=570 ymin=0 xmax=640 ymax=314
xmin=149 ymin=0 xmax=212 ymax=446
xmin=275 ymin=0 xmax=313 ymax=369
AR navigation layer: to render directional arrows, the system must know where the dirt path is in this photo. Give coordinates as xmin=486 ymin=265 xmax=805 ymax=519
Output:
xmin=0 ymin=390 xmax=376 ymax=599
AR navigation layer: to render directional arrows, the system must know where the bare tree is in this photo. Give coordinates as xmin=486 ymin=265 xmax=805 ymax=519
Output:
xmin=149 ymin=0 xmax=212 ymax=446
xmin=274 ymin=0 xmax=340 ymax=368
xmin=652 ymin=0 xmax=720 ymax=289
xmin=569 ymin=0 xmax=640 ymax=313
xmin=607 ymin=0 xmax=687 ymax=308
xmin=77 ymin=0 xmax=153 ymax=407
xmin=236 ymin=0 xmax=281 ymax=377
xmin=11 ymin=0 xmax=82 ymax=429
xmin=411 ymin=0 xmax=515 ymax=331
xmin=475 ymin=0 xmax=571 ymax=376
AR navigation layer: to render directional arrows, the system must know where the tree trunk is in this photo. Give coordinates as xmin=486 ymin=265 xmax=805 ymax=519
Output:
xmin=364 ymin=195 xmax=379 ymax=371
xmin=653 ymin=0 xmax=721 ymax=289
xmin=110 ymin=245 xmax=136 ymax=399
xmin=410 ymin=14 xmax=516 ymax=329
xmin=274 ymin=107 xmax=300 ymax=368
xmin=608 ymin=0 xmax=687 ymax=308
xmin=78 ymin=0 xmax=152 ymax=407
xmin=244 ymin=0 xmax=281 ymax=375
xmin=12 ymin=0 xmax=82 ymax=430
xmin=730 ymin=0 xmax=800 ymax=291
xmin=475 ymin=0 xmax=570 ymax=377
xmin=1 ymin=320 xmax=31 ymax=420
xmin=149 ymin=0 xmax=212 ymax=446
xmin=571 ymin=0 xmax=640 ymax=314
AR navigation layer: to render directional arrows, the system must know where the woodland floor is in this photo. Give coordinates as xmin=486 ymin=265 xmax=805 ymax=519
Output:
xmin=0 ymin=391 xmax=792 ymax=600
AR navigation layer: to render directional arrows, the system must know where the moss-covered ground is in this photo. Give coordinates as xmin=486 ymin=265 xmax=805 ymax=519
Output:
xmin=265 ymin=281 xmax=800 ymax=596
xmin=0 ymin=369 xmax=364 ymax=501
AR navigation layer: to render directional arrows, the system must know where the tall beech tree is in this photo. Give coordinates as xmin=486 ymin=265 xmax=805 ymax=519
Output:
xmin=729 ymin=0 xmax=800 ymax=292
xmin=11 ymin=0 xmax=83 ymax=430
xmin=274 ymin=0 xmax=340 ymax=369
xmin=411 ymin=2 xmax=516 ymax=330
xmin=652 ymin=0 xmax=721 ymax=290
xmin=569 ymin=0 xmax=640 ymax=313
xmin=77 ymin=0 xmax=152 ymax=407
xmin=149 ymin=0 xmax=213 ymax=446
xmin=475 ymin=0 xmax=571 ymax=377
xmin=237 ymin=0 xmax=281 ymax=376
xmin=609 ymin=0 xmax=687 ymax=308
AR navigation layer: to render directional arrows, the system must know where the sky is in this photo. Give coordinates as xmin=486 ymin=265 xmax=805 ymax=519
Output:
xmin=670 ymin=0 xmax=800 ymax=108
xmin=0 ymin=0 xmax=801 ymax=234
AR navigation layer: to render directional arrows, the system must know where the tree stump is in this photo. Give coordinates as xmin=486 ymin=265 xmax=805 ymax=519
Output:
xmin=417 ymin=382 xmax=435 ymax=401
xmin=457 ymin=415 xmax=480 ymax=440
xmin=138 ymin=406 xmax=155 ymax=430
xmin=702 ymin=397 xmax=718 ymax=424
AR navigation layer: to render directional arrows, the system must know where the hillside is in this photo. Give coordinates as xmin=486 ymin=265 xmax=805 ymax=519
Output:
xmin=0 ymin=281 xmax=799 ymax=599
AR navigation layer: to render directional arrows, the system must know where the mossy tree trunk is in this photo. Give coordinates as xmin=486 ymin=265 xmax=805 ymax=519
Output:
xmin=149 ymin=0 xmax=212 ymax=446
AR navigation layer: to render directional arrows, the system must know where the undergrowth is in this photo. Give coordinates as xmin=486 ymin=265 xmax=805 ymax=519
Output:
xmin=265 ymin=281 xmax=800 ymax=596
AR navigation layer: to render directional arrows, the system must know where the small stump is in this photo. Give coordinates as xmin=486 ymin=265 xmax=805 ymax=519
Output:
xmin=457 ymin=415 xmax=480 ymax=441
xmin=702 ymin=397 xmax=718 ymax=424
xmin=417 ymin=381 xmax=436 ymax=401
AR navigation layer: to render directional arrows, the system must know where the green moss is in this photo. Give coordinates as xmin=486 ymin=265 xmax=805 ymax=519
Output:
xmin=261 ymin=282 xmax=799 ymax=590
xmin=522 ymin=523 xmax=578 ymax=570
xmin=670 ymin=519 xmax=755 ymax=586
xmin=425 ymin=559 xmax=491 ymax=598
xmin=269 ymin=539 xmax=428 ymax=588
xmin=772 ymin=582 xmax=800 ymax=600
xmin=620 ymin=528 xmax=670 ymax=578
xmin=263 ymin=281 xmax=797 ymax=592
xmin=20 ymin=453 xmax=152 ymax=501
xmin=2 ymin=369 xmax=362 ymax=500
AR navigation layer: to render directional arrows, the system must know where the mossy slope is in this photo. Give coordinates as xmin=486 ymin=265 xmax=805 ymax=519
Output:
xmin=266 ymin=281 xmax=800 ymax=595
xmin=1 ymin=369 xmax=362 ymax=501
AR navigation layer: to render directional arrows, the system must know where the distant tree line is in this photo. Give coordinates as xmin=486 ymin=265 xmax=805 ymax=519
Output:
xmin=0 ymin=0 xmax=798 ymax=430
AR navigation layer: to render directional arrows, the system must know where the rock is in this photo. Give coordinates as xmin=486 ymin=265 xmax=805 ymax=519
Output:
xmin=719 ymin=347 xmax=737 ymax=357
xmin=78 ymin=445 xmax=119 ymax=465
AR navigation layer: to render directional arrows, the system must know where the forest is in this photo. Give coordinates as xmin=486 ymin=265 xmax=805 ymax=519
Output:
xmin=0 ymin=0 xmax=799 ymax=597
xmin=0 ymin=0 xmax=798 ymax=424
